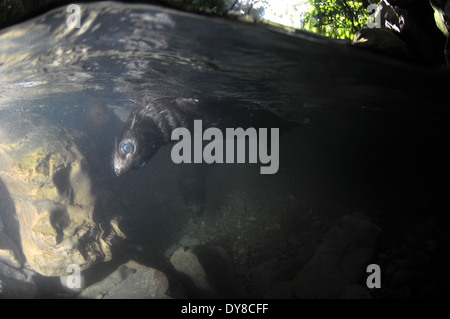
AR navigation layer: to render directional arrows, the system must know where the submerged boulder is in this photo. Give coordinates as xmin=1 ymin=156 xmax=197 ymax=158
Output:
xmin=0 ymin=112 xmax=124 ymax=277
xmin=0 ymin=260 xmax=38 ymax=298
xmin=79 ymin=260 xmax=171 ymax=299
xmin=170 ymin=245 xmax=237 ymax=298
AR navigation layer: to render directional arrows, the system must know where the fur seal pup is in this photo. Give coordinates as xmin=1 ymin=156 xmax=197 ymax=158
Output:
xmin=112 ymin=96 xmax=301 ymax=176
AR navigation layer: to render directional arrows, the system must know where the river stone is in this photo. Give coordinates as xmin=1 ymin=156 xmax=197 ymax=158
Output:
xmin=170 ymin=246 xmax=213 ymax=294
xmin=292 ymin=214 xmax=381 ymax=298
xmin=170 ymin=245 xmax=237 ymax=298
xmin=0 ymin=261 xmax=37 ymax=298
xmin=0 ymin=113 xmax=125 ymax=276
xmin=340 ymin=284 xmax=372 ymax=299
xmin=79 ymin=260 xmax=171 ymax=299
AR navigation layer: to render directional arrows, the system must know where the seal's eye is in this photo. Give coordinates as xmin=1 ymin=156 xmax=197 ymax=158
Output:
xmin=121 ymin=142 xmax=134 ymax=155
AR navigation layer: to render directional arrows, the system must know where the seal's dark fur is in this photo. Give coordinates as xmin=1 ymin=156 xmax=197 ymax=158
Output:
xmin=112 ymin=96 xmax=297 ymax=176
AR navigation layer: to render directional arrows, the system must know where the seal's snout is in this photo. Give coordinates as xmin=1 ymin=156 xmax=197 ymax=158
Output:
xmin=114 ymin=167 xmax=121 ymax=176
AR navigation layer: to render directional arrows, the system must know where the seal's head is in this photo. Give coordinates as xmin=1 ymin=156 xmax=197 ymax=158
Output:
xmin=112 ymin=111 xmax=163 ymax=176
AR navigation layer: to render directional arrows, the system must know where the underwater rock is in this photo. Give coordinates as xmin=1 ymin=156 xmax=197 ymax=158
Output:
xmin=170 ymin=245 xmax=237 ymax=298
xmin=0 ymin=232 xmax=22 ymax=268
xmin=292 ymin=214 xmax=380 ymax=299
xmin=0 ymin=261 xmax=37 ymax=298
xmin=0 ymin=113 xmax=125 ymax=276
xmin=352 ymin=27 xmax=413 ymax=59
xmin=79 ymin=260 xmax=170 ymax=299
xmin=60 ymin=270 xmax=86 ymax=294
xmin=252 ymin=257 xmax=299 ymax=297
